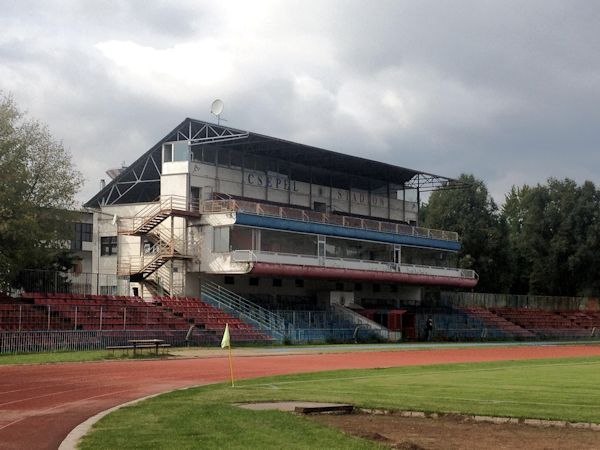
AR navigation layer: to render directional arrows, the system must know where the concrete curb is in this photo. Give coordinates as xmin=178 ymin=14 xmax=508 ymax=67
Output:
xmin=357 ymin=408 xmax=600 ymax=430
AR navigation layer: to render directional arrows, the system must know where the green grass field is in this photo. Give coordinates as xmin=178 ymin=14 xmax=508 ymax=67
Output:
xmin=0 ymin=349 xmax=172 ymax=365
xmin=79 ymin=356 xmax=600 ymax=449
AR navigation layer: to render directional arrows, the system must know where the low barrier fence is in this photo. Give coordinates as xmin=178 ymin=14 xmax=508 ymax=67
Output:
xmin=274 ymin=310 xmax=353 ymax=329
xmin=0 ymin=303 xmax=191 ymax=331
xmin=426 ymin=327 xmax=598 ymax=341
xmin=286 ymin=327 xmax=388 ymax=344
xmin=438 ymin=291 xmax=594 ymax=311
xmin=0 ymin=329 xmax=219 ymax=354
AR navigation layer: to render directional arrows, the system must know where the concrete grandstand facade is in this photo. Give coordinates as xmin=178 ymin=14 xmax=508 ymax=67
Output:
xmin=82 ymin=119 xmax=476 ymax=331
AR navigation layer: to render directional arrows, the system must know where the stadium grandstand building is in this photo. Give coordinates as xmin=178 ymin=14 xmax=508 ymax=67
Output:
xmin=83 ymin=119 xmax=477 ymax=314
xmin=5 ymin=119 xmax=599 ymax=352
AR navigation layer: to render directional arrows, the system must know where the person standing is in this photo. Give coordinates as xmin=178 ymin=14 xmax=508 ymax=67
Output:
xmin=425 ymin=316 xmax=434 ymax=341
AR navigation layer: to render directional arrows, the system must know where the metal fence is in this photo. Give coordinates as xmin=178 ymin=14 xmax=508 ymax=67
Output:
xmin=14 ymin=270 xmax=130 ymax=296
xmin=0 ymin=329 xmax=220 ymax=354
xmin=0 ymin=303 xmax=190 ymax=331
xmin=413 ymin=308 xmax=599 ymax=341
xmin=275 ymin=310 xmax=355 ymax=329
xmin=286 ymin=327 xmax=386 ymax=344
xmin=438 ymin=291 xmax=590 ymax=311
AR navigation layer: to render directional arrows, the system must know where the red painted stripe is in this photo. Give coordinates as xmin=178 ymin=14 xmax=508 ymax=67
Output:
xmin=251 ymin=263 xmax=478 ymax=288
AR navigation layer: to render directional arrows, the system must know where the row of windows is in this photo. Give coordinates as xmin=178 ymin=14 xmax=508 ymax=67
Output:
xmin=224 ymin=276 xmax=293 ymax=287
xmin=217 ymin=226 xmax=457 ymax=267
xmin=70 ymin=225 xmax=116 ymax=256
xmin=223 ymin=276 xmax=396 ymax=293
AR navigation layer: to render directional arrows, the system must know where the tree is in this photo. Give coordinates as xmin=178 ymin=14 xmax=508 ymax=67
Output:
xmin=503 ymin=178 xmax=600 ymax=296
xmin=421 ymin=174 xmax=511 ymax=292
xmin=0 ymin=93 xmax=83 ymax=290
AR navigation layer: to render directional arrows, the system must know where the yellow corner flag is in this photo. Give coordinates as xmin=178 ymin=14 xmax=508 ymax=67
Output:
xmin=221 ymin=323 xmax=231 ymax=348
xmin=221 ymin=323 xmax=235 ymax=387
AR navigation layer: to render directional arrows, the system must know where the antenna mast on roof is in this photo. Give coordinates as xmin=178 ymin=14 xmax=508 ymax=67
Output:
xmin=210 ymin=99 xmax=225 ymax=125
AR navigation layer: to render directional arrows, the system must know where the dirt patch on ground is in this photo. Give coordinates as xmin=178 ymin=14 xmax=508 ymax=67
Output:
xmin=312 ymin=413 xmax=600 ymax=450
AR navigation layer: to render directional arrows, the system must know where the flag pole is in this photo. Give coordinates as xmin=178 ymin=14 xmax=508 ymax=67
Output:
xmin=228 ymin=344 xmax=235 ymax=387
xmin=221 ymin=323 xmax=235 ymax=387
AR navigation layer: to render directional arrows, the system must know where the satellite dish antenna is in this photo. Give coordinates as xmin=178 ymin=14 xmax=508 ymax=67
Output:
xmin=210 ymin=99 xmax=224 ymax=125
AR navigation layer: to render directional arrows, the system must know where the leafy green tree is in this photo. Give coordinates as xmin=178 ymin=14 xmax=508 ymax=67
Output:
xmin=0 ymin=93 xmax=83 ymax=290
xmin=421 ymin=174 xmax=511 ymax=292
xmin=504 ymin=178 xmax=600 ymax=296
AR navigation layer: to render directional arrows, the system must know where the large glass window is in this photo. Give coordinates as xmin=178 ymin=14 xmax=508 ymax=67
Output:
xmin=260 ymin=229 xmax=317 ymax=256
xmin=325 ymin=237 xmax=391 ymax=262
xmin=163 ymin=143 xmax=173 ymax=162
xmin=401 ymin=246 xmax=457 ymax=267
xmin=230 ymin=227 xmax=253 ymax=250
xmin=173 ymin=142 xmax=189 ymax=161
xmin=100 ymin=236 xmax=117 ymax=256
xmin=71 ymin=222 xmax=93 ymax=250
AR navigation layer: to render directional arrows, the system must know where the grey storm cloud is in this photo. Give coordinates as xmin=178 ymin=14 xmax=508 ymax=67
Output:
xmin=1 ymin=0 xmax=600 ymax=204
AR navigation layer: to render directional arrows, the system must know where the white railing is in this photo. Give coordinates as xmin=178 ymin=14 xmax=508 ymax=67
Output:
xmin=203 ymin=199 xmax=459 ymax=242
xmin=229 ymin=250 xmax=478 ymax=279
xmin=399 ymin=264 xmax=478 ymax=280
xmin=117 ymin=236 xmax=189 ymax=275
xmin=200 ymin=281 xmax=288 ymax=339
xmin=118 ymin=195 xmax=201 ymax=235
xmin=231 ymin=250 xmax=258 ymax=263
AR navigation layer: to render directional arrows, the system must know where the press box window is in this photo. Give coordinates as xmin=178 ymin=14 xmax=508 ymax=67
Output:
xmin=100 ymin=236 xmax=117 ymax=256
xmin=163 ymin=143 xmax=173 ymax=162
xmin=163 ymin=142 xmax=189 ymax=162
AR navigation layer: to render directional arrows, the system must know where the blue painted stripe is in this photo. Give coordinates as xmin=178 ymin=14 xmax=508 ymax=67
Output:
xmin=235 ymin=213 xmax=461 ymax=251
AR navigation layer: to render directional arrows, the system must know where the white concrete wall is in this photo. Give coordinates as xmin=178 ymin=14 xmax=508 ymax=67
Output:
xmin=190 ymin=162 xmax=418 ymax=222
xmin=92 ymin=203 xmax=150 ymax=293
xmin=161 ymin=168 xmax=188 ymax=199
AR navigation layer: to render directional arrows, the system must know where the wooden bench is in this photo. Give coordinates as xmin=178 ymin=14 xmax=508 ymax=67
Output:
xmin=106 ymin=345 xmax=135 ymax=355
xmin=106 ymin=342 xmax=171 ymax=356
xmin=128 ymin=339 xmax=171 ymax=355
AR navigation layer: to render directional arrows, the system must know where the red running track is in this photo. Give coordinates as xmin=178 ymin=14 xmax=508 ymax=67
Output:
xmin=1 ymin=345 xmax=600 ymax=450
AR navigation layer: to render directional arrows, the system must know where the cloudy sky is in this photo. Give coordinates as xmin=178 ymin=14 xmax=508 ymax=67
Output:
xmin=2 ymin=0 xmax=599 ymax=204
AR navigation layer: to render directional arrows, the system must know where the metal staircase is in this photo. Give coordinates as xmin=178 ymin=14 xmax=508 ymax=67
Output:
xmin=200 ymin=281 xmax=289 ymax=340
xmin=118 ymin=234 xmax=190 ymax=278
xmin=141 ymin=264 xmax=185 ymax=298
xmin=117 ymin=195 xmax=200 ymax=297
xmin=118 ymin=196 xmax=201 ymax=236
xmin=142 ymin=278 xmax=169 ymax=297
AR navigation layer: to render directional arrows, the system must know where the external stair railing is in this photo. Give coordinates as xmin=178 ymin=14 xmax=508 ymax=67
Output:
xmin=117 ymin=236 xmax=189 ymax=277
xmin=118 ymin=195 xmax=201 ymax=235
xmin=200 ymin=281 xmax=289 ymax=340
